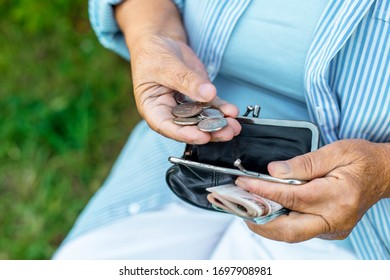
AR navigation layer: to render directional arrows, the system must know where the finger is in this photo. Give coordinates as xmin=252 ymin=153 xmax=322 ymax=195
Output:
xmin=235 ymin=177 xmax=313 ymax=211
xmin=157 ymin=60 xmax=217 ymax=103
xmin=209 ymin=118 xmax=242 ymax=142
xmin=267 ymin=142 xmax=345 ymax=181
xmin=208 ymin=97 xmax=241 ymax=141
xmin=245 ymin=211 xmax=329 ymax=242
xmin=157 ymin=118 xmax=212 ymax=144
xmin=143 ymin=94 xmax=241 ymax=143
xmin=158 ymin=116 xmax=240 ymax=144
xmin=145 ymin=103 xmax=211 ymax=144
xmin=210 ymin=96 xmax=240 ymax=118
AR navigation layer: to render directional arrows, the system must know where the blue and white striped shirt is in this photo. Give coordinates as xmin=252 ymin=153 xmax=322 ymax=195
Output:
xmin=88 ymin=0 xmax=389 ymax=259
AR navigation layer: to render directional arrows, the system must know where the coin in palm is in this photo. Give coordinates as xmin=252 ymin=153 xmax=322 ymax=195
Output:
xmin=197 ymin=118 xmax=228 ymax=132
xmin=173 ymin=92 xmax=194 ymax=104
xmin=200 ymin=108 xmax=224 ymax=119
xmin=173 ymin=116 xmax=202 ymax=125
xmin=172 ymin=102 xmax=203 ymax=118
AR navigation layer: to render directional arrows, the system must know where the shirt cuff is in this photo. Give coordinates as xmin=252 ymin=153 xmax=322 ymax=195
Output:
xmin=88 ymin=0 xmax=185 ymax=60
xmin=88 ymin=0 xmax=129 ymax=60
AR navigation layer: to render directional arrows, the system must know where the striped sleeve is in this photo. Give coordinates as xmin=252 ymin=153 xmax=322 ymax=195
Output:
xmin=88 ymin=0 xmax=185 ymax=60
xmin=305 ymin=0 xmax=390 ymax=259
xmin=88 ymin=0 xmax=129 ymax=60
xmin=334 ymin=6 xmax=390 ymax=142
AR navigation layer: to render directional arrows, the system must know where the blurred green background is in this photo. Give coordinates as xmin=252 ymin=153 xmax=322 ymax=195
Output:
xmin=0 ymin=1 xmax=141 ymax=259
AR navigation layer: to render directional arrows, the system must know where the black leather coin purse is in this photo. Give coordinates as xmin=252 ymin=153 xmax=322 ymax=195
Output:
xmin=166 ymin=106 xmax=319 ymax=213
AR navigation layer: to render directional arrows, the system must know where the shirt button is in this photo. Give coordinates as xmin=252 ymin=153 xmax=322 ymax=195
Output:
xmin=128 ymin=203 xmax=141 ymax=215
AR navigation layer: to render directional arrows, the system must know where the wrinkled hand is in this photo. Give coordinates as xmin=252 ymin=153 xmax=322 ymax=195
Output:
xmin=129 ymin=35 xmax=241 ymax=144
xmin=235 ymin=139 xmax=390 ymax=242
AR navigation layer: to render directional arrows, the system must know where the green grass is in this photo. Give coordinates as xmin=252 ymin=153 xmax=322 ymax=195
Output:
xmin=0 ymin=1 xmax=141 ymax=259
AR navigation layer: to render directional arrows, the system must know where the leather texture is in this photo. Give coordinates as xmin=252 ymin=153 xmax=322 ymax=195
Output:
xmin=166 ymin=118 xmax=316 ymax=211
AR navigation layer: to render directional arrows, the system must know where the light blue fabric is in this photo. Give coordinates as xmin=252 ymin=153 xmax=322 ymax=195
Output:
xmin=70 ymin=0 xmax=390 ymax=260
xmin=215 ymin=0 xmax=328 ymax=121
xmin=219 ymin=0 xmax=329 ymax=106
xmin=62 ymin=121 xmax=185 ymax=244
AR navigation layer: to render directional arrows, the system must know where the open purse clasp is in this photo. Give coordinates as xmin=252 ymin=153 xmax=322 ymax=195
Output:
xmin=243 ymin=105 xmax=261 ymax=118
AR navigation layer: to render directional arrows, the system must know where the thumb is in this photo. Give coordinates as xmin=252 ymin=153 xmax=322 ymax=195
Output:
xmin=158 ymin=61 xmax=216 ymax=103
xmin=267 ymin=145 xmax=339 ymax=181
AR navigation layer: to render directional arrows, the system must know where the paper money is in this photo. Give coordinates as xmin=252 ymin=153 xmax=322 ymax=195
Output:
xmin=206 ymin=184 xmax=289 ymax=224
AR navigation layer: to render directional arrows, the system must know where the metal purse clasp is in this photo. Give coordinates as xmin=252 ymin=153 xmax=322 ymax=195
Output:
xmin=243 ymin=105 xmax=261 ymax=118
xmin=233 ymin=158 xmax=306 ymax=185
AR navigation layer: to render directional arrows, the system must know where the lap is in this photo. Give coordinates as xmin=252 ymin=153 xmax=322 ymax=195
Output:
xmin=54 ymin=202 xmax=233 ymax=259
xmin=60 ymin=121 xmax=185 ymax=243
xmin=54 ymin=202 xmax=358 ymax=260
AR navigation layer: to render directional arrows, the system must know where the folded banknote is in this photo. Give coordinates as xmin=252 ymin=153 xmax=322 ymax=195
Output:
xmin=206 ymin=184 xmax=289 ymax=224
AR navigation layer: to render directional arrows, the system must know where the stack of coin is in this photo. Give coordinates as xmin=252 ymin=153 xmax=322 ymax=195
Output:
xmin=172 ymin=92 xmax=228 ymax=132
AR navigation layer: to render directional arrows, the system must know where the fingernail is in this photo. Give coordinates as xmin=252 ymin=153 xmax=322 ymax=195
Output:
xmin=198 ymin=83 xmax=214 ymax=101
xmin=270 ymin=161 xmax=291 ymax=175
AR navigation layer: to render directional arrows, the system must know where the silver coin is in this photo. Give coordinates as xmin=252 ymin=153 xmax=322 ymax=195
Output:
xmin=199 ymin=108 xmax=224 ymax=119
xmin=172 ymin=102 xmax=203 ymax=118
xmin=173 ymin=116 xmax=202 ymax=125
xmin=173 ymin=92 xmax=194 ymax=104
xmin=197 ymin=118 xmax=228 ymax=132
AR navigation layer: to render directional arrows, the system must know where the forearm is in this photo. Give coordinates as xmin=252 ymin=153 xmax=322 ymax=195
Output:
xmin=115 ymin=0 xmax=187 ymax=50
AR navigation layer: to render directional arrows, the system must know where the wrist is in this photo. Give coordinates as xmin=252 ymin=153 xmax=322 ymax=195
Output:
xmin=125 ymin=27 xmax=186 ymax=54
xmin=114 ymin=0 xmax=187 ymax=50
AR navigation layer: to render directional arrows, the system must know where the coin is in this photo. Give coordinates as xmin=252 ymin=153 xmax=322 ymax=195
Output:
xmin=199 ymin=108 xmax=224 ymax=119
xmin=172 ymin=102 xmax=203 ymax=118
xmin=197 ymin=118 xmax=228 ymax=132
xmin=173 ymin=92 xmax=194 ymax=104
xmin=173 ymin=116 xmax=202 ymax=125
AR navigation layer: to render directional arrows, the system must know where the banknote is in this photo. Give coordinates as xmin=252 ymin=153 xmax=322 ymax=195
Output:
xmin=206 ymin=184 xmax=289 ymax=224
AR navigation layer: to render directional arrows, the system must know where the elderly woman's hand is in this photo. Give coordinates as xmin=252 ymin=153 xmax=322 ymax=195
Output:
xmin=128 ymin=34 xmax=241 ymax=144
xmin=115 ymin=0 xmax=241 ymax=144
xmin=235 ymin=139 xmax=390 ymax=242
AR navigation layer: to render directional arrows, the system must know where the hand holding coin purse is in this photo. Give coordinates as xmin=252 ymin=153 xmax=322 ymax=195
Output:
xmin=166 ymin=106 xmax=320 ymax=222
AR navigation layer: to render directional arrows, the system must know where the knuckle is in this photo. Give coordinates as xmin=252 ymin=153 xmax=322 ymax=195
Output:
xmin=277 ymin=188 xmax=300 ymax=210
xmin=175 ymin=71 xmax=195 ymax=89
xmin=298 ymin=155 xmax=316 ymax=178
xmin=339 ymin=192 xmax=359 ymax=216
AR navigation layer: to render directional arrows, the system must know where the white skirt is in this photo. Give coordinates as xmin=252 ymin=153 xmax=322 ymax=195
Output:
xmin=53 ymin=202 xmax=357 ymax=260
